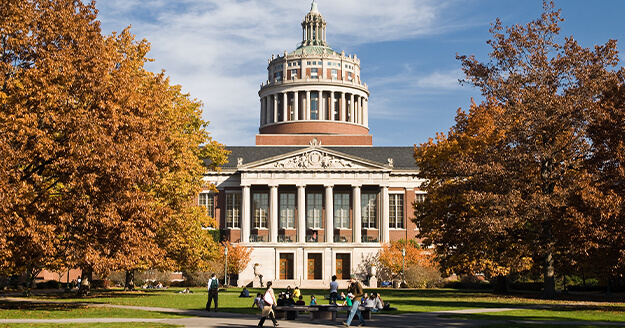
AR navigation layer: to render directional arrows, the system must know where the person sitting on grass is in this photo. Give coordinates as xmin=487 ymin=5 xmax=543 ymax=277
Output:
xmin=340 ymin=293 xmax=353 ymax=307
xmin=338 ymin=291 xmax=346 ymax=301
xmin=372 ymin=292 xmax=384 ymax=311
xmin=253 ymin=293 xmax=264 ymax=308
xmin=239 ymin=287 xmax=250 ymax=298
xmin=310 ymin=294 xmax=317 ymax=305
xmin=293 ymin=286 xmax=301 ymax=299
xmin=364 ymin=294 xmax=376 ymax=309
xmin=295 ymin=295 xmax=306 ymax=306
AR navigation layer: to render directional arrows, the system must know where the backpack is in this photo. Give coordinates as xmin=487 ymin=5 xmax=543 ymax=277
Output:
xmin=210 ymin=278 xmax=219 ymax=290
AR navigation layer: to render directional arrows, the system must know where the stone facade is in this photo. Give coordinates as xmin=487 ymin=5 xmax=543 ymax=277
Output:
xmin=202 ymin=2 xmax=424 ymax=289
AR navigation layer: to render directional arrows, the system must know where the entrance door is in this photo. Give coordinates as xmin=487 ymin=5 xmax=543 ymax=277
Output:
xmin=335 ymin=253 xmax=351 ymax=280
xmin=279 ymin=253 xmax=294 ymax=280
xmin=307 ymin=253 xmax=322 ymax=280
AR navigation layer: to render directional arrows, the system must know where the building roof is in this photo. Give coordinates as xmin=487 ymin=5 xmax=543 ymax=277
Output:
xmin=289 ymin=45 xmax=339 ymax=56
xmin=214 ymin=146 xmax=418 ymax=170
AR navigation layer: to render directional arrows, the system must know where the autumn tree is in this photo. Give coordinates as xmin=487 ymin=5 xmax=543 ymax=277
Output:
xmin=221 ymin=241 xmax=253 ymax=278
xmin=414 ymin=1 xmax=619 ymax=298
xmin=378 ymin=240 xmax=437 ymax=277
xmin=0 ymin=0 xmax=228 ymax=295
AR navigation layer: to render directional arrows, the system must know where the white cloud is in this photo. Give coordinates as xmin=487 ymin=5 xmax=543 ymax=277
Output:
xmin=94 ymin=0 xmax=462 ymax=146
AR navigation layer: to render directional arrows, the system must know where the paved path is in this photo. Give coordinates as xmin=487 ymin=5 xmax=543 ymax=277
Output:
xmin=2 ymin=297 xmax=625 ymax=327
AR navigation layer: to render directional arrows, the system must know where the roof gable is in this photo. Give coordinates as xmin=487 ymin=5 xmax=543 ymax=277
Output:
xmin=239 ymin=144 xmax=390 ymax=172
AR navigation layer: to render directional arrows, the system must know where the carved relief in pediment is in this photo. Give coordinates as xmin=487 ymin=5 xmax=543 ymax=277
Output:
xmin=267 ymin=151 xmax=362 ymax=170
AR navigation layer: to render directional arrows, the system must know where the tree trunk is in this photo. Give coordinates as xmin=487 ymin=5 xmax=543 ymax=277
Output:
xmin=77 ymin=270 xmax=92 ymax=297
xmin=124 ymin=269 xmax=135 ymax=291
xmin=541 ymin=251 xmax=556 ymax=299
xmin=24 ymin=264 xmax=32 ymax=297
xmin=493 ymin=274 xmax=508 ymax=294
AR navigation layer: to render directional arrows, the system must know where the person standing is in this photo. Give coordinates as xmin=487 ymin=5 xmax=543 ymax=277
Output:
xmin=329 ymin=275 xmax=339 ymax=305
xmin=258 ymin=281 xmax=278 ymax=327
xmin=206 ymin=273 xmax=219 ymax=312
xmin=343 ymin=275 xmax=365 ymax=327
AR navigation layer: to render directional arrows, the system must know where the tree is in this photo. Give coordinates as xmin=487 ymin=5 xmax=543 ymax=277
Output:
xmin=414 ymin=1 xmax=619 ymax=298
xmin=221 ymin=241 xmax=253 ymax=277
xmin=378 ymin=240 xmax=437 ymax=278
xmin=0 ymin=0 xmax=229 ymax=295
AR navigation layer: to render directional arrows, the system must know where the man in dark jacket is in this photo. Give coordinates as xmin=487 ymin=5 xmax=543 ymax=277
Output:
xmin=343 ymin=275 xmax=365 ymax=326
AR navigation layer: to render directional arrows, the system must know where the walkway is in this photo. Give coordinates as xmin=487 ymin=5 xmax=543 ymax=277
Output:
xmin=2 ymin=298 xmax=625 ymax=327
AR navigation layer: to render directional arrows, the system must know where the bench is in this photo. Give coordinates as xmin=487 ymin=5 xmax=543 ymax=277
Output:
xmin=274 ymin=305 xmax=317 ymax=320
xmin=275 ymin=305 xmax=373 ymax=321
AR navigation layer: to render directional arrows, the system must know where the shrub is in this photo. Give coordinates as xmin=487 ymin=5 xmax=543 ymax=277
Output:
xmin=404 ymin=265 xmax=443 ymax=288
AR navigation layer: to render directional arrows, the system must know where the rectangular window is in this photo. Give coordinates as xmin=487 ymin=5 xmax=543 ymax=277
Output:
xmin=275 ymin=71 xmax=282 ymax=82
xmin=307 ymin=192 xmax=323 ymax=229
xmin=415 ymin=194 xmax=426 ymax=203
xmin=198 ymin=193 xmax=214 ymax=218
xmin=347 ymin=72 xmax=353 ymax=81
xmin=291 ymin=69 xmax=298 ymax=79
xmin=310 ymin=92 xmax=319 ymax=120
xmin=334 ymin=193 xmax=350 ymax=229
xmin=280 ymin=193 xmax=296 ymax=229
xmin=331 ymin=69 xmax=338 ymax=80
xmin=226 ymin=193 xmax=241 ymax=229
xmin=361 ymin=193 xmax=377 ymax=229
xmin=311 ymin=68 xmax=318 ymax=78
xmin=253 ymin=192 xmax=268 ymax=229
xmin=389 ymin=193 xmax=404 ymax=229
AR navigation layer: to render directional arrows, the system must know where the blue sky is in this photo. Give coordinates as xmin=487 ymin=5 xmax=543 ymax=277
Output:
xmin=94 ymin=0 xmax=625 ymax=147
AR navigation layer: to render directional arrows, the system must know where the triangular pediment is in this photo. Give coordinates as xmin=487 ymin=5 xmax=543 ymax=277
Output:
xmin=239 ymin=146 xmax=390 ymax=172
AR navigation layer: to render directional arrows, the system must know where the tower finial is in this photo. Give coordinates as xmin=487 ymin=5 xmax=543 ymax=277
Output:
xmin=310 ymin=0 xmax=318 ymax=13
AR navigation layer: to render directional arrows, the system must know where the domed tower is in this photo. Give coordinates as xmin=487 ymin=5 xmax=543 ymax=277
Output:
xmin=257 ymin=1 xmax=371 ymax=146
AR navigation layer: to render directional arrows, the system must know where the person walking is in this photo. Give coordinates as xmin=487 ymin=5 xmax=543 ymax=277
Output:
xmin=329 ymin=275 xmax=339 ymax=305
xmin=343 ymin=275 xmax=365 ymax=327
xmin=258 ymin=281 xmax=279 ymax=327
xmin=206 ymin=273 xmax=219 ymax=312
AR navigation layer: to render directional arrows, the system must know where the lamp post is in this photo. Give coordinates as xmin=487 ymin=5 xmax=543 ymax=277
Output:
xmin=402 ymin=248 xmax=406 ymax=287
xmin=224 ymin=246 xmax=228 ymax=287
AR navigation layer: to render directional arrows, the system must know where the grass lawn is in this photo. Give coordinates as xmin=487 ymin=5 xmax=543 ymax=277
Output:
xmin=5 ymin=287 xmax=625 ymax=324
xmin=0 ymin=301 xmax=186 ymax=320
xmin=0 ymin=324 xmax=181 ymax=328
xmin=444 ymin=307 xmax=625 ymax=323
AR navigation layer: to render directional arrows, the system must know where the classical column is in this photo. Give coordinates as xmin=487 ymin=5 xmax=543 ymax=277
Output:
xmin=270 ymin=185 xmax=278 ymax=243
xmin=363 ymin=98 xmax=369 ymax=127
xmin=297 ymin=185 xmax=306 ymax=243
xmin=341 ymin=92 xmax=346 ymax=122
xmin=293 ymin=91 xmax=299 ymax=121
xmin=330 ymin=91 xmax=335 ymax=121
xmin=283 ymin=92 xmax=288 ymax=121
xmin=325 ymin=185 xmax=334 ymax=243
xmin=381 ymin=186 xmax=389 ymax=243
xmin=352 ymin=185 xmax=362 ymax=243
xmin=349 ymin=94 xmax=355 ymax=123
xmin=305 ymin=91 xmax=311 ymax=120
xmin=318 ymin=90 xmax=324 ymax=120
xmin=273 ymin=94 xmax=278 ymax=123
xmin=260 ymin=98 xmax=266 ymax=126
xmin=360 ymin=97 xmax=364 ymax=125
xmin=241 ymin=185 xmax=251 ymax=243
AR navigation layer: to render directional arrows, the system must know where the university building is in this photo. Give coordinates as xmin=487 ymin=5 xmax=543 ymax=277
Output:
xmin=201 ymin=2 xmax=425 ymax=288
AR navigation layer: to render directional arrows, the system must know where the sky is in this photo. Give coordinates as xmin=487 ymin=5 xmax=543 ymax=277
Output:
xmin=94 ymin=0 xmax=625 ymax=147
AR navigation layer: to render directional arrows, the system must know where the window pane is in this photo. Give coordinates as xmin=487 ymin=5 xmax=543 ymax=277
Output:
xmin=227 ymin=193 xmax=241 ymax=228
xmin=253 ymin=193 xmax=268 ymax=229
xmin=307 ymin=193 xmax=322 ymax=229
xmin=280 ymin=193 xmax=295 ymax=229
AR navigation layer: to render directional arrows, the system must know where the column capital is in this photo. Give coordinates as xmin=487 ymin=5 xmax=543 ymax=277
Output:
xmin=324 ymin=184 xmax=334 ymax=188
xmin=297 ymin=184 xmax=307 ymax=189
xmin=351 ymin=184 xmax=362 ymax=188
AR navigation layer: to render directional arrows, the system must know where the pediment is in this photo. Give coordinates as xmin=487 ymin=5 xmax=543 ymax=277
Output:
xmin=239 ymin=147 xmax=389 ymax=172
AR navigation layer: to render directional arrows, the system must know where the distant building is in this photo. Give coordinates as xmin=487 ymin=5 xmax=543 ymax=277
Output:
xmin=202 ymin=1 xmax=425 ymax=288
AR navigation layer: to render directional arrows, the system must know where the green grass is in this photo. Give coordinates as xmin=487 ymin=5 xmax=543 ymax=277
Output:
xmin=8 ymin=287 xmax=625 ymax=324
xmin=0 ymin=301 xmax=186 ymax=319
xmin=0 ymin=324 xmax=181 ymax=328
xmin=445 ymin=307 xmax=625 ymax=323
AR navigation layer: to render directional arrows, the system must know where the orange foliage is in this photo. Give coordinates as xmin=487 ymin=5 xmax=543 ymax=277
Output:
xmin=378 ymin=240 xmax=437 ymax=275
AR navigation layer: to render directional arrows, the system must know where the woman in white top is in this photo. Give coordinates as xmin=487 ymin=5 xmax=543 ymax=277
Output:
xmin=258 ymin=281 xmax=278 ymax=327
